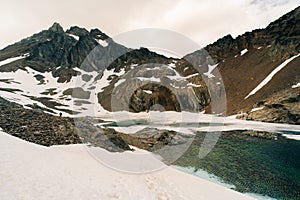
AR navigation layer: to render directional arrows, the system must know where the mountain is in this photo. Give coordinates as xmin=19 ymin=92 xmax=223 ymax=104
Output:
xmin=0 ymin=6 xmax=299 ymax=124
xmin=187 ymin=6 xmax=300 ymax=124
xmin=0 ymin=22 xmax=211 ymax=116
xmin=1 ymin=9 xmax=300 ymax=200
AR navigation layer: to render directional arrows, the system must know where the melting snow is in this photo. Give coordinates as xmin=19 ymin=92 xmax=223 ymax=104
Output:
xmin=98 ymin=39 xmax=108 ymax=47
xmin=67 ymin=34 xmax=79 ymax=40
xmin=292 ymin=82 xmax=300 ymax=88
xmin=282 ymin=134 xmax=300 ymax=141
xmin=114 ymin=79 xmax=126 ymax=87
xmin=92 ymin=68 xmax=125 ymax=92
xmin=203 ymin=64 xmax=218 ymax=78
xmin=0 ymin=66 xmax=126 ymax=117
xmin=166 ymin=63 xmax=197 ymax=81
xmin=0 ymin=54 xmax=29 ymax=66
xmin=137 ymin=77 xmax=160 ymax=82
xmin=145 ymin=67 xmax=161 ymax=71
xmin=245 ymin=54 xmax=300 ymax=99
xmin=143 ymin=90 xmax=153 ymax=94
xmin=240 ymin=49 xmax=248 ymax=56
xmin=187 ymin=83 xmax=201 ymax=88
xmin=250 ymin=107 xmax=264 ymax=112
xmin=185 ymin=73 xmax=199 ymax=79
xmin=130 ymin=64 xmax=138 ymax=69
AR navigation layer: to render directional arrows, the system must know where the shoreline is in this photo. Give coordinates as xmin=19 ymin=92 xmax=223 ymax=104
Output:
xmin=173 ymin=165 xmax=277 ymax=200
xmin=0 ymin=131 xmax=255 ymax=200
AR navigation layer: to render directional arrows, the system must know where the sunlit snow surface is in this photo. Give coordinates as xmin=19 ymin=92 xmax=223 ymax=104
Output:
xmin=0 ymin=131 xmax=255 ymax=200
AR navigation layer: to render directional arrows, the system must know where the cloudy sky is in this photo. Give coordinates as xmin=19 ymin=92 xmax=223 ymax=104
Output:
xmin=0 ymin=0 xmax=299 ymax=51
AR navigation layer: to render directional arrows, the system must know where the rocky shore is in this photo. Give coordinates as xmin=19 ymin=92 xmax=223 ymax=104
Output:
xmin=237 ymin=88 xmax=300 ymax=125
xmin=0 ymin=97 xmax=132 ymax=152
xmin=0 ymin=96 xmax=280 ymax=154
xmin=0 ymin=96 xmax=193 ymax=152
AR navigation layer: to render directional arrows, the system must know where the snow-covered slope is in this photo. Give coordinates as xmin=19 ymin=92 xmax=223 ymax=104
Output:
xmin=0 ymin=60 xmax=208 ymax=116
xmin=0 ymin=22 xmax=211 ymax=116
xmin=0 ymin=66 xmax=117 ymax=116
xmin=0 ymin=131 xmax=254 ymax=200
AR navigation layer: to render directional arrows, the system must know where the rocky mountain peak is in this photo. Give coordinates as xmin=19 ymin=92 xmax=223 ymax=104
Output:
xmin=49 ymin=22 xmax=64 ymax=33
xmin=0 ymin=8 xmax=299 ymax=121
xmin=64 ymin=26 xmax=110 ymax=40
xmin=203 ymin=6 xmax=300 ymax=63
xmin=66 ymin=26 xmax=89 ymax=37
xmin=266 ymin=5 xmax=299 ymax=31
xmin=0 ymin=22 xmax=120 ymax=81
xmin=90 ymin=28 xmax=109 ymax=40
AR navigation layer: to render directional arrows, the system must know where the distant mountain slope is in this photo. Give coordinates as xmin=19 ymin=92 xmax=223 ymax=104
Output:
xmin=0 ymin=23 xmax=209 ymax=116
xmin=186 ymin=6 xmax=300 ymax=123
xmin=0 ymin=6 xmax=299 ymax=124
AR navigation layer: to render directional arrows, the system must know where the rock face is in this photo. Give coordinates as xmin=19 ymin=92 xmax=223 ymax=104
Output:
xmin=63 ymin=87 xmax=91 ymax=99
xmin=0 ymin=23 xmax=211 ymax=114
xmin=0 ymin=96 xmax=81 ymax=146
xmin=238 ymin=88 xmax=300 ymax=124
xmin=0 ymin=23 xmax=129 ymax=82
xmin=0 ymin=96 xmax=193 ymax=152
xmin=102 ymin=62 xmax=210 ymax=112
xmin=119 ymin=127 xmax=193 ymax=152
xmin=0 ymin=96 xmax=132 ymax=151
xmin=185 ymin=6 xmax=300 ymax=121
xmin=203 ymin=7 xmax=300 ymax=63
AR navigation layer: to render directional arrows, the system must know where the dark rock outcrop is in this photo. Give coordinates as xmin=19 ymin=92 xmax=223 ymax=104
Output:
xmin=0 ymin=97 xmax=132 ymax=151
xmin=0 ymin=22 xmax=128 ymax=82
xmin=203 ymin=6 xmax=300 ymax=63
xmin=63 ymin=87 xmax=91 ymax=99
xmin=238 ymin=88 xmax=300 ymax=124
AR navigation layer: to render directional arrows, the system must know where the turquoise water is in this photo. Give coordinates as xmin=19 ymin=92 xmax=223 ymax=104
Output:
xmin=173 ymin=131 xmax=300 ymax=200
xmin=103 ymin=119 xmax=300 ymax=199
xmin=173 ymin=166 xmax=277 ymax=200
xmin=172 ymin=165 xmax=236 ymax=189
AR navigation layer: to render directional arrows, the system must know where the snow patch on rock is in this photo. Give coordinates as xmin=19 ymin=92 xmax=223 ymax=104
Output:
xmin=245 ymin=54 xmax=300 ymax=99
